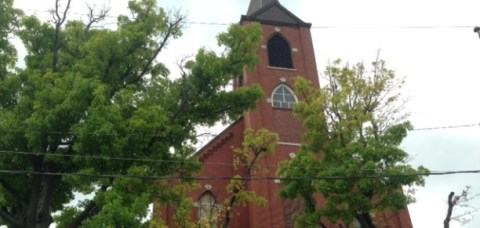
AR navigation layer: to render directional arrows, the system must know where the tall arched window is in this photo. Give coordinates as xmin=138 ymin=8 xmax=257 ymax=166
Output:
xmin=267 ymin=34 xmax=293 ymax=68
xmin=271 ymin=84 xmax=297 ymax=109
xmin=198 ymin=192 xmax=218 ymax=227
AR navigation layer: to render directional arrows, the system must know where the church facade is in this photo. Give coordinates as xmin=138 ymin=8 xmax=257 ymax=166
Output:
xmin=159 ymin=1 xmax=414 ymax=227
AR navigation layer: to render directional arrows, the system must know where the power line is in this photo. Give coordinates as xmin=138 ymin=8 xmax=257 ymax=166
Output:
xmin=18 ymin=9 xmax=478 ymax=30
xmin=0 ymin=121 xmax=476 ymax=169
xmin=0 ymin=150 xmax=173 ymax=163
xmin=0 ymin=121 xmax=477 ymax=139
xmin=412 ymin=123 xmax=480 ymax=131
xmin=0 ymin=169 xmax=478 ymax=181
xmin=0 ymin=128 xmax=214 ymax=138
xmin=0 ymin=149 xmax=373 ymax=171
xmin=311 ymin=25 xmax=474 ymax=30
xmin=0 ymin=149 xmax=474 ymax=174
xmin=0 ymin=149 xmax=239 ymax=168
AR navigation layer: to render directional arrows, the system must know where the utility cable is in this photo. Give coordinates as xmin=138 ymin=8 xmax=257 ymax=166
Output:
xmin=0 ymin=169 xmax=478 ymax=181
xmin=412 ymin=123 xmax=480 ymax=131
xmin=18 ymin=9 xmax=478 ymax=30
xmin=0 ymin=122 xmax=478 ymax=139
xmin=0 ymin=149 xmax=468 ymax=173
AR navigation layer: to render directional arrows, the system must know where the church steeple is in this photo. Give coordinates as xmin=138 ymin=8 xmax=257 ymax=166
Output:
xmin=242 ymin=0 xmax=310 ymax=27
xmin=246 ymin=0 xmax=276 ymax=15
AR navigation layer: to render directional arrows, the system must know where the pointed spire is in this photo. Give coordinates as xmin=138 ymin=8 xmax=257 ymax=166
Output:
xmin=247 ymin=0 xmax=276 ymax=15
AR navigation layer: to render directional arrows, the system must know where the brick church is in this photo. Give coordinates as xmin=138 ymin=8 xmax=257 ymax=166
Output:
xmin=159 ymin=0 xmax=414 ymax=227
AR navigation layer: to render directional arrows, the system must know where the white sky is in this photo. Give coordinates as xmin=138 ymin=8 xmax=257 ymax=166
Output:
xmin=12 ymin=0 xmax=480 ymax=227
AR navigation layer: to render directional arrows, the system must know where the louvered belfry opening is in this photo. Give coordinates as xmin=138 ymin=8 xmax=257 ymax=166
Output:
xmin=267 ymin=34 xmax=293 ymax=68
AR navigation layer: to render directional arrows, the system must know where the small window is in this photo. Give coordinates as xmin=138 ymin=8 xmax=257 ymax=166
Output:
xmin=272 ymin=85 xmax=297 ymax=109
xmin=198 ymin=192 xmax=219 ymax=227
xmin=267 ymin=34 xmax=293 ymax=68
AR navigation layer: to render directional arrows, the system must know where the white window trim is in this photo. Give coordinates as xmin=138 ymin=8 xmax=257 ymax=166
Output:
xmin=271 ymin=84 xmax=298 ymax=109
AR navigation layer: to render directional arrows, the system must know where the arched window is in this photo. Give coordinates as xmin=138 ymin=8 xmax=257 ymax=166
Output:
xmin=198 ymin=192 xmax=218 ymax=227
xmin=267 ymin=34 xmax=293 ymax=68
xmin=271 ymin=85 xmax=297 ymax=109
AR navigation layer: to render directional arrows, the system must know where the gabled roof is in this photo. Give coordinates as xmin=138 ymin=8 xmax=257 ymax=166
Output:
xmin=241 ymin=0 xmax=311 ymax=28
xmin=194 ymin=118 xmax=244 ymax=161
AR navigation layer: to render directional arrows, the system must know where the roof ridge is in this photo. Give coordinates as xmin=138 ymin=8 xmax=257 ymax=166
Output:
xmin=247 ymin=0 xmax=277 ymax=16
xmin=240 ymin=1 xmax=311 ymax=28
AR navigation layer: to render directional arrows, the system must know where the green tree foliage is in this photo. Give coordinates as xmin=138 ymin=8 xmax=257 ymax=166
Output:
xmin=277 ymin=59 xmax=428 ymax=228
xmin=221 ymin=128 xmax=278 ymax=228
xmin=0 ymin=0 xmax=21 ymax=76
xmin=153 ymin=181 xmax=199 ymax=228
xmin=0 ymin=0 xmax=264 ymax=227
xmin=159 ymin=128 xmax=278 ymax=228
xmin=0 ymin=0 xmax=22 ymax=107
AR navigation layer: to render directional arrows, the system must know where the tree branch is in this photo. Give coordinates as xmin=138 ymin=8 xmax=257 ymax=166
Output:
xmin=135 ymin=16 xmax=184 ymax=80
xmin=69 ymin=184 xmax=109 ymax=228
xmin=0 ymin=207 xmax=21 ymax=227
xmin=0 ymin=179 xmax=27 ymax=208
xmin=52 ymin=0 xmax=72 ymax=72
xmin=84 ymin=3 xmax=110 ymax=31
xmin=444 ymin=192 xmax=455 ymax=228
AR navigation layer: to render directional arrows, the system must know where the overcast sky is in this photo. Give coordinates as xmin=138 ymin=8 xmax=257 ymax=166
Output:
xmin=12 ymin=0 xmax=480 ymax=227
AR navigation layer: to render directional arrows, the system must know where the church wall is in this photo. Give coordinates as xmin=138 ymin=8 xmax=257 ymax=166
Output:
xmin=190 ymin=120 xmax=249 ymax=227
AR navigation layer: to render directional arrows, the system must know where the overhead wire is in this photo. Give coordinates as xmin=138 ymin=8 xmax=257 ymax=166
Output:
xmin=18 ymin=8 xmax=478 ymax=30
xmin=0 ymin=121 xmax=478 ymax=138
xmin=0 ymin=121 xmax=476 ymax=168
xmin=0 ymin=148 xmax=477 ymax=175
xmin=0 ymin=169 xmax=478 ymax=181
xmin=412 ymin=123 xmax=480 ymax=131
xmin=5 ymin=8 xmax=479 ymax=182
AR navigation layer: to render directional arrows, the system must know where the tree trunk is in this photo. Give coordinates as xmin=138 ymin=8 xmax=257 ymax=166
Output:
xmin=23 ymin=176 xmax=56 ymax=228
xmin=356 ymin=213 xmax=375 ymax=228
xmin=444 ymin=192 xmax=455 ymax=228
xmin=21 ymin=158 xmax=59 ymax=228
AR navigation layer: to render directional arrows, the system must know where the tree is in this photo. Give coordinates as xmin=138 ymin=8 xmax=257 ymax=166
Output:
xmin=0 ymin=0 xmax=264 ymax=227
xmin=444 ymin=186 xmax=479 ymax=228
xmin=221 ymin=128 xmax=279 ymax=228
xmin=158 ymin=128 xmax=279 ymax=228
xmin=277 ymin=58 xmax=428 ymax=227
xmin=0 ymin=0 xmax=22 ymax=104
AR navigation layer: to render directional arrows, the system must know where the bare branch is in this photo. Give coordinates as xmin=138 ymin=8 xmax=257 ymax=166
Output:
xmin=451 ymin=208 xmax=480 ymax=224
xmin=60 ymin=0 xmax=72 ymax=25
xmin=444 ymin=192 xmax=455 ymax=228
xmin=84 ymin=3 xmax=111 ymax=31
xmin=136 ymin=14 xmax=185 ymax=80
xmin=51 ymin=0 xmax=72 ymax=72
xmin=54 ymin=0 xmax=61 ymax=22
xmin=53 ymin=0 xmax=72 ymax=26
xmin=176 ymin=54 xmax=194 ymax=78
xmin=444 ymin=187 xmax=479 ymax=228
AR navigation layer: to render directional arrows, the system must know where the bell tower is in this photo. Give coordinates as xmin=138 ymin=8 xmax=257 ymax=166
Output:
xmin=238 ymin=0 xmax=320 ymax=141
xmin=238 ymin=1 xmax=321 ymax=227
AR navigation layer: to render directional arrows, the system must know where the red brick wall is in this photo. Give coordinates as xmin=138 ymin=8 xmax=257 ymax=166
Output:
xmin=239 ymin=20 xmax=321 ymax=228
xmin=192 ymin=121 xmax=248 ymax=228
xmin=157 ymin=15 xmax=413 ymax=228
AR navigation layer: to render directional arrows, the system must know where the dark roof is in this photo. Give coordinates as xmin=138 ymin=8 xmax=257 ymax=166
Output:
xmin=241 ymin=0 xmax=311 ymax=28
xmin=246 ymin=0 xmax=276 ymax=15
